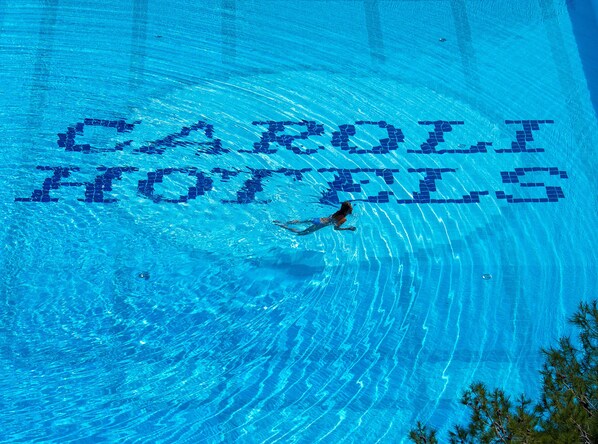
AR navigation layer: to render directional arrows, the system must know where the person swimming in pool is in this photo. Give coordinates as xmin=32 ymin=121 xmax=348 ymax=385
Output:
xmin=273 ymin=201 xmax=356 ymax=236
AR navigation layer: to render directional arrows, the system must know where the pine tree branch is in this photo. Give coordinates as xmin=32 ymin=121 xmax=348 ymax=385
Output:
xmin=575 ymin=421 xmax=592 ymax=444
xmin=409 ymin=300 xmax=597 ymax=443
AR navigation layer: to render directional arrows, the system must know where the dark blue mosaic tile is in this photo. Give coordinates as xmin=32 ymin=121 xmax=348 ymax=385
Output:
xmin=376 ymin=169 xmax=396 ymax=184
xmin=210 ymin=168 xmax=239 ymax=182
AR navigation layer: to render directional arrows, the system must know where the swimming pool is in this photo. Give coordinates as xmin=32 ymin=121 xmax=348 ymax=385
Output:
xmin=1 ymin=0 xmax=597 ymax=442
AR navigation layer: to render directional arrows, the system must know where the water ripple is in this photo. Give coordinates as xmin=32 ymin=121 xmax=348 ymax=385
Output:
xmin=2 ymin=2 xmax=597 ymax=443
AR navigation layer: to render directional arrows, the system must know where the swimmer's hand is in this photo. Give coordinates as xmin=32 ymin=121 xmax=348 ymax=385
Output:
xmin=335 ymin=226 xmax=356 ymax=231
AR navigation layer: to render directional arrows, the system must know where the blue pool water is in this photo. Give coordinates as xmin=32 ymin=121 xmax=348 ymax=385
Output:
xmin=1 ymin=0 xmax=597 ymax=442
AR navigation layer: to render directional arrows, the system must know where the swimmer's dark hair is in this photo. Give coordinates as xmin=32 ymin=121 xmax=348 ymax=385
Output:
xmin=332 ymin=201 xmax=353 ymax=219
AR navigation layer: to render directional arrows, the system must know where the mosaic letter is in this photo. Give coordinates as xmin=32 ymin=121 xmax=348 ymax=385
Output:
xmin=79 ymin=167 xmax=139 ymax=203
xmin=241 ymin=121 xmax=325 ymax=155
xmin=219 ymin=168 xmax=310 ymax=204
xmin=135 ymin=121 xmax=226 ymax=155
xmin=397 ymin=168 xmax=489 ymax=204
xmin=137 ymin=168 xmax=213 ymax=203
xmin=495 ymin=167 xmax=567 ymax=203
xmin=57 ymin=119 xmax=136 ymax=153
xmin=408 ymin=120 xmax=490 ymax=154
xmin=331 ymin=121 xmax=404 ymax=154
xmin=495 ymin=120 xmax=554 ymax=153
xmin=15 ymin=166 xmax=83 ymax=202
xmin=317 ymin=168 xmax=400 ymax=205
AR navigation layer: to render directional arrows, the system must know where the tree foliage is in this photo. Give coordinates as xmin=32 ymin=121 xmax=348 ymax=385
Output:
xmin=410 ymin=300 xmax=598 ymax=443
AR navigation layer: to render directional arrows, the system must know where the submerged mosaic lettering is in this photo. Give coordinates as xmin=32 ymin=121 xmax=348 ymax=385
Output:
xmin=15 ymin=117 xmax=568 ymax=205
xmin=15 ymin=166 xmax=567 ymax=205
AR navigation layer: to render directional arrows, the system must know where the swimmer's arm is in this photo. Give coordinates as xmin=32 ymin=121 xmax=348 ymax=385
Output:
xmin=333 ymin=218 xmax=356 ymax=231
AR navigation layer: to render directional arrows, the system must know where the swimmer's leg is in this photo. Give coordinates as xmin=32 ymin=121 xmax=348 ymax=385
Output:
xmin=273 ymin=220 xmax=303 ymax=232
xmin=296 ymin=225 xmax=324 ymax=236
xmin=273 ymin=219 xmax=311 ymax=226
xmin=274 ymin=221 xmax=323 ymax=235
xmin=275 ymin=224 xmax=305 ymax=233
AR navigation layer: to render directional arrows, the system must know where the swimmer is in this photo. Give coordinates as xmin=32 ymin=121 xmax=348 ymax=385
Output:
xmin=274 ymin=201 xmax=356 ymax=236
